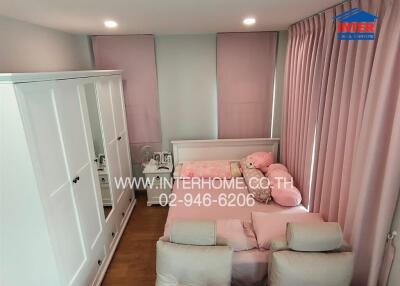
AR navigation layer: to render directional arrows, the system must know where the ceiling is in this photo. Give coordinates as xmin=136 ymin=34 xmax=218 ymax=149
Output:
xmin=0 ymin=0 xmax=343 ymax=35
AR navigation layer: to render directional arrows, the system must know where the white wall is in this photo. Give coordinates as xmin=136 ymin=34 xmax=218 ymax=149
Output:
xmin=155 ymin=34 xmax=218 ymax=151
xmin=0 ymin=16 xmax=92 ymax=72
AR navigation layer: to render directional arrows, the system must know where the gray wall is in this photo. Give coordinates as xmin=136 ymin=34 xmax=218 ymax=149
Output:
xmin=0 ymin=16 xmax=92 ymax=72
xmin=155 ymin=34 xmax=218 ymax=151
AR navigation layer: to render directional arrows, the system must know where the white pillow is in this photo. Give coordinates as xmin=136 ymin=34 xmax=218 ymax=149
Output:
xmin=251 ymin=211 xmax=323 ymax=249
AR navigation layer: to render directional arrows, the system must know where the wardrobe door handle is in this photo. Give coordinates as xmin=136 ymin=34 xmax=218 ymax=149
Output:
xmin=117 ymin=136 xmax=122 ymax=141
xmin=112 ymin=232 xmax=115 ymax=238
xmin=122 ymin=212 xmax=125 ymax=217
xmin=72 ymin=176 xmax=80 ymax=184
xmin=98 ymin=259 xmax=102 ymax=266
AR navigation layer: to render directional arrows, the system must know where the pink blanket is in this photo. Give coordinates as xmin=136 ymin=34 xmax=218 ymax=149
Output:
xmin=180 ymin=160 xmax=232 ymax=178
xmin=165 ymin=179 xmax=306 ymax=227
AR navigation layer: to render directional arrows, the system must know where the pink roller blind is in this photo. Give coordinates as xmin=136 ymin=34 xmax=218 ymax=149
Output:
xmin=92 ymin=35 xmax=161 ymax=162
xmin=217 ymin=32 xmax=277 ymax=139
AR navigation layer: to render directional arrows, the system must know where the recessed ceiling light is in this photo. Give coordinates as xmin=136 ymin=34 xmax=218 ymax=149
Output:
xmin=243 ymin=17 xmax=256 ymax=26
xmin=104 ymin=20 xmax=118 ymax=28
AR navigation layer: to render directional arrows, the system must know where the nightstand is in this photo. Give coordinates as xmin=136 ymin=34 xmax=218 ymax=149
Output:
xmin=143 ymin=162 xmax=173 ymax=206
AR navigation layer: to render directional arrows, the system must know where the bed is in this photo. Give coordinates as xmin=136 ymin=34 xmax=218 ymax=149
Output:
xmin=164 ymin=138 xmax=308 ymax=286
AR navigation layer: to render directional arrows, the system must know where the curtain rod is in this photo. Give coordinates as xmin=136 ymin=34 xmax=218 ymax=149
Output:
xmin=291 ymin=0 xmax=350 ymax=26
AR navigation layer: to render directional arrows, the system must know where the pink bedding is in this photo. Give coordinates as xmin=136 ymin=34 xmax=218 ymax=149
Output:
xmin=216 ymin=219 xmax=258 ymax=251
xmin=165 ymin=179 xmax=306 ymax=227
xmin=180 ymin=160 xmax=232 ymax=178
xmin=164 ymin=178 xmax=307 ymax=286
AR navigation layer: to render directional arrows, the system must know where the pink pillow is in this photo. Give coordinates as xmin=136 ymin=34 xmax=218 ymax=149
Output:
xmin=268 ymin=169 xmax=292 ymax=178
xmin=242 ymin=167 xmax=271 ymax=203
xmin=271 ymin=186 xmax=302 ymax=207
xmin=266 ymin=163 xmax=288 ymax=175
xmin=267 ymin=170 xmax=293 ymax=188
xmin=216 ymin=219 xmax=258 ymax=251
xmin=180 ymin=160 xmax=232 ymax=179
xmin=252 ymin=212 xmax=323 ymax=249
xmin=245 ymin=152 xmax=274 ymax=173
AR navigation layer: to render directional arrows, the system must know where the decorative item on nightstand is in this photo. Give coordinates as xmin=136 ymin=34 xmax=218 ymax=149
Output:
xmin=153 ymin=151 xmax=172 ymax=165
xmin=139 ymin=145 xmax=154 ymax=166
xmin=143 ymin=158 xmax=173 ymax=206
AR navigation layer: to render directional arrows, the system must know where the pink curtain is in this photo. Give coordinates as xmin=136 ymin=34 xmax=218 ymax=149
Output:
xmin=92 ymin=35 xmax=162 ymax=162
xmin=217 ymin=32 xmax=277 ymax=138
xmin=281 ymin=0 xmax=400 ymax=285
xmin=280 ymin=14 xmax=330 ymax=207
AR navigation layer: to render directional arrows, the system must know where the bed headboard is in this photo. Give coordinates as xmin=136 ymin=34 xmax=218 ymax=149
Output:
xmin=171 ymin=138 xmax=280 ymax=166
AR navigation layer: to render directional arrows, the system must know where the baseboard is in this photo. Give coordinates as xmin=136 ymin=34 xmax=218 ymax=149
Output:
xmin=93 ymin=197 xmax=137 ymax=286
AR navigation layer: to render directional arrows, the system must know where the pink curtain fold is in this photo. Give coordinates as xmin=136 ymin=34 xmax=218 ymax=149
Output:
xmin=92 ymin=35 xmax=162 ymax=162
xmin=217 ymin=32 xmax=277 ymax=139
xmin=281 ymin=0 xmax=400 ymax=285
xmin=343 ymin=1 xmax=400 ymax=283
xmin=281 ymin=16 xmax=328 ymax=207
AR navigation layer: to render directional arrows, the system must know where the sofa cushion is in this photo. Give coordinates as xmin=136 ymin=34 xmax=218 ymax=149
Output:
xmin=170 ymin=219 xmax=216 ymax=246
xmin=287 ymin=222 xmax=343 ymax=252
xmin=156 ymin=241 xmax=233 ymax=286
xmin=252 ymin=212 xmax=323 ymax=249
xmin=269 ymin=251 xmax=353 ymax=286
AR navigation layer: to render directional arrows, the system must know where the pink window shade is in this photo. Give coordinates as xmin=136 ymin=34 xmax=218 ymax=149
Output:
xmin=92 ymin=35 xmax=162 ymax=162
xmin=217 ymin=32 xmax=277 ymax=139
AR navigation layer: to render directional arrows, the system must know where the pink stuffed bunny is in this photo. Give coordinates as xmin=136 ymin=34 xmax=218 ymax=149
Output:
xmin=245 ymin=152 xmax=274 ymax=173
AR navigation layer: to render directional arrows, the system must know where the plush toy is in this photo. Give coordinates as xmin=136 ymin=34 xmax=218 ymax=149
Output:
xmin=245 ymin=152 xmax=274 ymax=173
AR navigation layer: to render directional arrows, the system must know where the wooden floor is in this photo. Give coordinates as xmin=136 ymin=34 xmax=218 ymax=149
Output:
xmin=101 ymin=192 xmax=168 ymax=286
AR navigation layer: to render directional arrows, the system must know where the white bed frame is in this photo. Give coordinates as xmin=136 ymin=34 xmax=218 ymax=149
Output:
xmin=171 ymin=138 xmax=280 ymax=166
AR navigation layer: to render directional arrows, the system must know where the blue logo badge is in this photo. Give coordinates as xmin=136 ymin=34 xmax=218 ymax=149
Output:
xmin=334 ymin=8 xmax=378 ymax=40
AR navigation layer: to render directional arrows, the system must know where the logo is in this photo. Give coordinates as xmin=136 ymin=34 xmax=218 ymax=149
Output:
xmin=334 ymin=8 xmax=378 ymax=40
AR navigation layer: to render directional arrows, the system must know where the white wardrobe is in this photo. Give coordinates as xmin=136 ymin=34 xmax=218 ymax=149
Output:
xmin=0 ymin=70 xmax=135 ymax=286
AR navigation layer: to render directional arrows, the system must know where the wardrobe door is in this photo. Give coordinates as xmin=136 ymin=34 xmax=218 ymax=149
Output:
xmin=115 ymin=132 xmax=131 ymax=222
xmin=107 ymin=139 xmax=123 ymax=203
xmin=117 ymin=132 xmax=132 ymax=186
xmin=53 ymin=80 xmax=103 ymax=253
xmin=110 ymin=76 xmax=133 ymax=198
xmin=53 ymin=81 xmax=88 ymax=174
xmin=16 ymin=82 xmax=89 ymax=286
xmin=96 ymin=79 xmax=116 ymax=143
xmin=109 ymin=76 xmax=126 ymax=136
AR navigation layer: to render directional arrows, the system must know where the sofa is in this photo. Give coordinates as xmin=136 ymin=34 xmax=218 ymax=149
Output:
xmin=268 ymin=222 xmax=354 ymax=286
xmin=156 ymin=220 xmax=233 ymax=286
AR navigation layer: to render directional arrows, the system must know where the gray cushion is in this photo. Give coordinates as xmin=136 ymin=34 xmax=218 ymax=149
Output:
xmin=156 ymin=241 xmax=233 ymax=286
xmin=269 ymin=251 xmax=353 ymax=286
xmin=170 ymin=219 xmax=216 ymax=246
xmin=286 ymin=222 xmax=343 ymax=252
xmin=270 ymin=236 xmax=289 ymax=251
